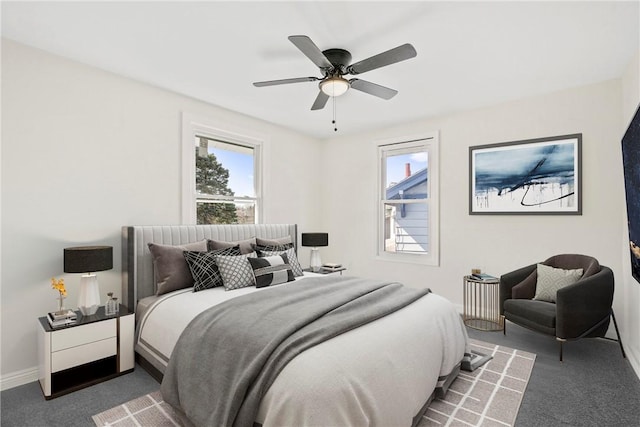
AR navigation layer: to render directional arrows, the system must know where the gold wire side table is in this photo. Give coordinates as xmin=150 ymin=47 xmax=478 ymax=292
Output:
xmin=463 ymin=275 xmax=503 ymax=331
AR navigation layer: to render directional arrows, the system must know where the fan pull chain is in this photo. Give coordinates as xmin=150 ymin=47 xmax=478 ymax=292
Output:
xmin=332 ymin=96 xmax=338 ymax=132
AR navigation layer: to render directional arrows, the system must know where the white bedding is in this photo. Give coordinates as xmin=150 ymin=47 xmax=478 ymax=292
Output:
xmin=136 ymin=273 xmax=323 ymax=370
xmin=136 ymin=274 xmax=468 ymax=426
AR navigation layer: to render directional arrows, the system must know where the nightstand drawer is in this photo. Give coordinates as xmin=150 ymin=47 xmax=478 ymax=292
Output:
xmin=51 ymin=319 xmax=116 ymax=351
xmin=52 ymin=337 xmax=117 ymax=372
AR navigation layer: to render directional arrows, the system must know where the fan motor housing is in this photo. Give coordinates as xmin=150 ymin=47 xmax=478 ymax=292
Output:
xmin=322 ymin=48 xmax=352 ymax=70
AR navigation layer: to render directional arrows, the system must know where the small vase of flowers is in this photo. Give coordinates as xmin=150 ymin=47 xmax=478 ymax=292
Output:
xmin=51 ymin=277 xmax=67 ymax=315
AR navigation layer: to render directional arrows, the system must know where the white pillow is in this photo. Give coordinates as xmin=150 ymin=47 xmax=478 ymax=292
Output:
xmin=533 ymin=263 xmax=583 ymax=303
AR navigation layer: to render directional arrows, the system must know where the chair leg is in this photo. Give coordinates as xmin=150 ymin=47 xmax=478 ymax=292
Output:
xmin=611 ymin=310 xmax=627 ymax=359
xmin=557 ymin=338 xmax=565 ymax=362
xmin=503 ymin=318 xmax=506 ymax=336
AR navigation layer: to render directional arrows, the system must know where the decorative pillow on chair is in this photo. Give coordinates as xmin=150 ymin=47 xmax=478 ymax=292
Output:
xmin=183 ymin=246 xmax=241 ymax=292
xmin=533 ymin=263 xmax=583 ymax=303
xmin=258 ymin=247 xmax=303 ymax=277
xmin=207 ymin=237 xmax=256 ymax=254
xmin=148 ymin=240 xmax=207 ymax=295
xmin=215 ymin=253 xmax=258 ymax=290
xmin=248 ymin=254 xmax=295 ymax=288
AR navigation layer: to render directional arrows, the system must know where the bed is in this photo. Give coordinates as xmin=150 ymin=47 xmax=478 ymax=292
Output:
xmin=122 ymin=224 xmax=468 ymax=427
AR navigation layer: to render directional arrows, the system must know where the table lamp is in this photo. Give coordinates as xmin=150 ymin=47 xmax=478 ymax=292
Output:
xmin=301 ymin=232 xmax=328 ymax=272
xmin=64 ymin=246 xmax=113 ymax=316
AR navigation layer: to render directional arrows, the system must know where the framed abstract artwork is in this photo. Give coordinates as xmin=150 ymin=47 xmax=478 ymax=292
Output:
xmin=622 ymin=104 xmax=640 ymax=284
xmin=469 ymin=134 xmax=582 ymax=215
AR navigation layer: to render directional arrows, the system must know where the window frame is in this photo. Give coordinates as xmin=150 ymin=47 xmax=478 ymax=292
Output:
xmin=376 ymin=132 xmax=440 ymax=266
xmin=181 ymin=112 xmax=264 ymax=224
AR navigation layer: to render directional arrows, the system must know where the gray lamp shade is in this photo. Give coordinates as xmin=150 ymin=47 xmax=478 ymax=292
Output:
xmin=301 ymin=233 xmax=329 ymax=247
xmin=64 ymin=246 xmax=113 ymax=273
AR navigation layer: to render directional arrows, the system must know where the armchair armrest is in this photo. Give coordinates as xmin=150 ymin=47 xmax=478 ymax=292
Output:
xmin=556 ymin=266 xmax=614 ymax=339
xmin=499 ymin=263 xmax=536 ymax=313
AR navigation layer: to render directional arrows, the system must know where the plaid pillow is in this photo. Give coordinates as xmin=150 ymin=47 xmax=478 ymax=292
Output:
xmin=215 ymin=253 xmax=257 ymax=290
xmin=253 ymin=243 xmax=294 ymax=252
xmin=183 ymin=246 xmax=241 ymax=292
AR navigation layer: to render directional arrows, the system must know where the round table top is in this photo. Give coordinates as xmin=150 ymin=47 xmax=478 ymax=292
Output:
xmin=464 ymin=275 xmax=499 ymax=283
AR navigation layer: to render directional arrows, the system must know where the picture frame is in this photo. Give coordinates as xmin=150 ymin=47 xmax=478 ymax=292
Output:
xmin=469 ymin=134 xmax=582 ymax=215
xmin=622 ymin=104 xmax=640 ymax=284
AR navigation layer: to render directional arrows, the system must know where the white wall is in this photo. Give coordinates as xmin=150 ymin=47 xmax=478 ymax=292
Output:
xmin=0 ymin=39 xmax=323 ymax=385
xmin=320 ymin=78 xmax=635 ymax=368
xmin=3 ymin=38 xmax=638 ymax=388
xmin=620 ymin=50 xmax=640 ymax=376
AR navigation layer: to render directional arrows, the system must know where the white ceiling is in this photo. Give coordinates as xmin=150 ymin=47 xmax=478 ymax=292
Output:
xmin=2 ymin=1 xmax=639 ymax=139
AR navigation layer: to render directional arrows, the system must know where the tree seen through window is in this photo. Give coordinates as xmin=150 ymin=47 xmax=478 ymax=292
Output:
xmin=195 ymin=137 xmax=256 ymax=224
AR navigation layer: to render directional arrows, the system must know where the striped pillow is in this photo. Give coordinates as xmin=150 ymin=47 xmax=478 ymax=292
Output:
xmin=248 ymin=254 xmax=295 ymax=288
xmin=258 ymin=247 xmax=303 ymax=277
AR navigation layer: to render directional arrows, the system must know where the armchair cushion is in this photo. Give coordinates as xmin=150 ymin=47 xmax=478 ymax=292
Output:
xmin=504 ymin=299 xmax=556 ymax=335
xmin=533 ymin=263 xmax=583 ymax=303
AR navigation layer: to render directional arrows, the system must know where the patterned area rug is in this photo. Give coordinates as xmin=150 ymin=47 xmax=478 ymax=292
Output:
xmin=93 ymin=339 xmax=535 ymax=427
xmin=418 ymin=339 xmax=536 ymax=427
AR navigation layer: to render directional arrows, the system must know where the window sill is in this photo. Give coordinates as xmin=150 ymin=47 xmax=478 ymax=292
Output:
xmin=375 ymin=254 xmax=439 ymax=267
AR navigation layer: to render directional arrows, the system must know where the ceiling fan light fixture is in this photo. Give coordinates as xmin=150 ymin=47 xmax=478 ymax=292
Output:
xmin=320 ymin=77 xmax=349 ymax=97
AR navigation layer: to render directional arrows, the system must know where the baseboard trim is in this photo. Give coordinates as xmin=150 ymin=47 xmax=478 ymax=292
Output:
xmin=1 ymin=366 xmax=38 ymax=391
xmin=625 ymin=342 xmax=640 ymax=381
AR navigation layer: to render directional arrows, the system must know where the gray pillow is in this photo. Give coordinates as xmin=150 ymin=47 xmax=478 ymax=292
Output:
xmin=256 ymin=236 xmax=292 ymax=246
xmin=533 ymin=263 xmax=583 ymax=303
xmin=208 ymin=237 xmax=256 ymax=254
xmin=148 ymin=240 xmax=207 ymax=295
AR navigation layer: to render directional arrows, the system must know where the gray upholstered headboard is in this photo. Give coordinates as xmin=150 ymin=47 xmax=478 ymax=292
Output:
xmin=121 ymin=224 xmax=298 ymax=310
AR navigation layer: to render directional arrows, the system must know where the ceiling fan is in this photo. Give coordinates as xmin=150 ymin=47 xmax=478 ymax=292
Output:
xmin=253 ymin=35 xmax=417 ymax=111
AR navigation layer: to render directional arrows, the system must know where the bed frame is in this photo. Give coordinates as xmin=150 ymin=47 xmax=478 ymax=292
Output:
xmin=121 ymin=224 xmax=298 ymax=312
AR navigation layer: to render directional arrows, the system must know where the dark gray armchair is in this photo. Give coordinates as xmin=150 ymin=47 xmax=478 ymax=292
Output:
xmin=500 ymin=254 xmax=625 ymax=361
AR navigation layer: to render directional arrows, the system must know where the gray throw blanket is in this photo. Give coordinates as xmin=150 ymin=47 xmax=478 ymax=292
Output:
xmin=160 ymin=276 xmax=431 ymax=427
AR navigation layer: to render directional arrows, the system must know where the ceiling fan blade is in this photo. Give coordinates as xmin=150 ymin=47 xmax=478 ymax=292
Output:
xmin=311 ymin=91 xmax=330 ymax=110
xmin=288 ymin=35 xmax=333 ymax=70
xmin=350 ymin=79 xmax=398 ymax=100
xmin=347 ymin=43 xmax=417 ymax=75
xmin=253 ymin=77 xmax=320 ymax=87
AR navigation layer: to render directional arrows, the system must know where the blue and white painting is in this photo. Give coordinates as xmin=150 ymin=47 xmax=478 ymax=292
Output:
xmin=470 ymin=135 xmax=581 ymax=214
xmin=622 ymin=106 xmax=640 ymax=284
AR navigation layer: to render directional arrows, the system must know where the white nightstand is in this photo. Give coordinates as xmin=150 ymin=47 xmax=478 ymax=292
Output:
xmin=37 ymin=304 xmax=134 ymax=399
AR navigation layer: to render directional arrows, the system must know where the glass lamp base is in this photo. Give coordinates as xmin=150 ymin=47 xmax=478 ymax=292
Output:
xmin=78 ymin=273 xmax=101 ymax=316
xmin=310 ymin=248 xmax=322 ymax=272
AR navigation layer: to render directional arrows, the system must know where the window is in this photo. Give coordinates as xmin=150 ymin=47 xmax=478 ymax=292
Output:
xmin=377 ymin=133 xmax=439 ymax=265
xmin=182 ymin=113 xmax=263 ymax=224
xmin=194 ymin=137 xmax=257 ymax=224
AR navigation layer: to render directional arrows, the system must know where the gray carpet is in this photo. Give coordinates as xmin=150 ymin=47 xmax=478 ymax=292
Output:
xmin=467 ymin=323 xmax=640 ymax=427
xmin=2 ymin=323 xmax=639 ymax=426
xmin=0 ymin=365 xmax=159 ymax=427
xmin=93 ymin=340 xmax=533 ymax=427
